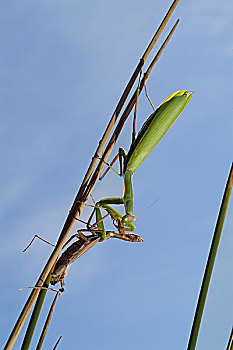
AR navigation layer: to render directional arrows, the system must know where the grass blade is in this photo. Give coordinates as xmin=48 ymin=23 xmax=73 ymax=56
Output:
xmin=187 ymin=163 xmax=233 ymax=350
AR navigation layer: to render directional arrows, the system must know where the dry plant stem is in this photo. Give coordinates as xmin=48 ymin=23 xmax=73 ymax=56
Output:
xmin=35 ymin=293 xmax=59 ymax=350
xmin=4 ymin=2 xmax=180 ymax=348
xmin=53 ymin=336 xmax=62 ymax=350
xmin=226 ymin=327 xmax=233 ymax=350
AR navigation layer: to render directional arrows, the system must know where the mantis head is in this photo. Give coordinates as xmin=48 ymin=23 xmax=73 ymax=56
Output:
xmin=122 ymin=214 xmax=136 ymax=224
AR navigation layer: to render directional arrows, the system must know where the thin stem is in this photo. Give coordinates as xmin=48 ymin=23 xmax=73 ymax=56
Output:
xmin=36 ymin=293 xmax=59 ymax=350
xmin=187 ymin=163 xmax=233 ymax=350
xmin=53 ymin=336 xmax=62 ymax=350
xmin=226 ymin=327 xmax=233 ymax=350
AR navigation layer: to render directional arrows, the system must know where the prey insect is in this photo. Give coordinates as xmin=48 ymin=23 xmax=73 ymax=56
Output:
xmin=24 ymin=209 xmax=143 ymax=291
xmin=50 ymin=228 xmax=143 ymax=290
xmin=94 ymin=88 xmax=193 ymax=236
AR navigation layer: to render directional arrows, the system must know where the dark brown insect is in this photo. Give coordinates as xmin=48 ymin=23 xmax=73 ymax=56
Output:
xmin=50 ymin=230 xmax=143 ymax=289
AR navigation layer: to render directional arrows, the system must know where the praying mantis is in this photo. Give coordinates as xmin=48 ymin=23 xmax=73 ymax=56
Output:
xmin=50 ymin=228 xmax=143 ymax=289
xmin=94 ymin=89 xmax=193 ymax=238
xmin=24 ymin=209 xmax=143 ymax=290
xmin=23 ymin=204 xmax=143 ymax=290
xmin=50 ymin=88 xmax=194 ymax=288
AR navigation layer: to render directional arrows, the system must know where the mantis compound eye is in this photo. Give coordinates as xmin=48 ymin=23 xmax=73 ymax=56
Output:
xmin=122 ymin=214 xmax=136 ymax=224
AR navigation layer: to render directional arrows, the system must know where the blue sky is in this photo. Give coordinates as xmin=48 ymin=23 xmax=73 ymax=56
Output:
xmin=1 ymin=0 xmax=233 ymax=349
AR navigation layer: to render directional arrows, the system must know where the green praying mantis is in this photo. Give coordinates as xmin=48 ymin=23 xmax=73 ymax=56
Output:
xmin=24 ymin=89 xmax=193 ymax=288
xmin=93 ymin=89 xmax=193 ymax=239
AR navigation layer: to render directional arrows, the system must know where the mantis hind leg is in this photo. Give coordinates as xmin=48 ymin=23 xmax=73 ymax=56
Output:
xmin=144 ymin=84 xmax=156 ymax=111
xmin=23 ymin=235 xmax=56 ymax=252
xmin=99 ymin=147 xmax=127 ymax=180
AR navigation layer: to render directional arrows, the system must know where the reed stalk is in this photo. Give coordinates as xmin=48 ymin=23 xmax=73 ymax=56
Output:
xmin=187 ymin=163 xmax=233 ymax=350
